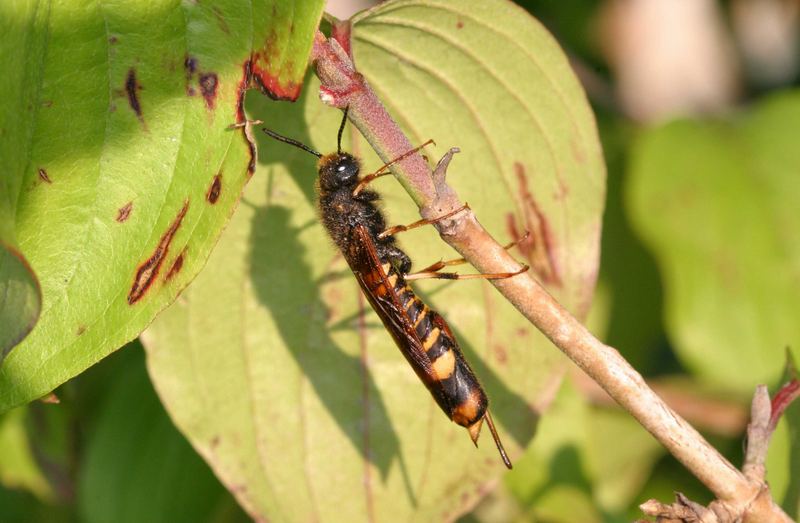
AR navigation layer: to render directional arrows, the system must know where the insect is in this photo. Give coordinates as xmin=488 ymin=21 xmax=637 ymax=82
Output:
xmin=262 ymin=109 xmax=527 ymax=468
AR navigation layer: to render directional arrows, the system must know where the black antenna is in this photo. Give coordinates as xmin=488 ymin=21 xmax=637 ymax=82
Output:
xmin=337 ymin=106 xmax=349 ymax=154
xmin=262 ymin=128 xmax=322 ymax=158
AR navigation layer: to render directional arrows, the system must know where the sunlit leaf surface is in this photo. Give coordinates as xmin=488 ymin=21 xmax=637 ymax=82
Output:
xmin=0 ymin=0 xmax=323 ymax=411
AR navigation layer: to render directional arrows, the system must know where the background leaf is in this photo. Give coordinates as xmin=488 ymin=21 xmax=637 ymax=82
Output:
xmin=142 ymin=0 xmax=605 ymax=520
xmin=0 ymin=0 xmax=324 ymax=412
xmin=0 ymin=407 xmax=53 ymax=501
xmin=0 ymin=248 xmax=40 ymax=361
xmin=627 ymin=90 xmax=800 ymax=392
xmin=77 ymin=344 xmax=249 ymax=523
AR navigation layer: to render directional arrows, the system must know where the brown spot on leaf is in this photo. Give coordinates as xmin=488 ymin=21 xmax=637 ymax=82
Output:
xmin=127 ymin=201 xmax=190 ymax=304
xmin=493 ymin=344 xmax=508 ymax=364
xmin=509 ymin=162 xmax=561 ymax=286
xmin=166 ymin=250 xmax=185 ymax=281
xmin=125 ymin=68 xmax=144 ymax=121
xmin=184 ymin=55 xmax=198 ymax=96
xmin=211 ymin=6 xmax=230 ymax=34
xmin=116 ymin=201 xmax=133 ymax=222
xmin=206 ymin=173 xmax=222 ymax=204
xmin=570 ymin=135 xmax=586 ymax=165
xmin=109 ymin=35 xmax=118 ymax=44
xmin=76 ymin=325 xmax=86 ymax=336
xmin=250 ymin=48 xmax=301 ymax=101
xmin=199 ymin=73 xmax=218 ymax=109
xmin=184 ymin=56 xmax=197 ymax=75
xmin=210 ymin=435 xmax=221 ymax=449
xmin=38 ymin=168 xmax=52 ymax=184
xmin=456 ymin=20 xmax=464 ymax=29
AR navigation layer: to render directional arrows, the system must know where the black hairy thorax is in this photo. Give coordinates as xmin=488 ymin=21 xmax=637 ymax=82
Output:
xmin=317 ymin=152 xmax=411 ymax=273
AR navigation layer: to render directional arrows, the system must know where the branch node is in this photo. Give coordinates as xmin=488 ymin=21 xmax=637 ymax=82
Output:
xmin=640 ymin=492 xmax=721 ymax=522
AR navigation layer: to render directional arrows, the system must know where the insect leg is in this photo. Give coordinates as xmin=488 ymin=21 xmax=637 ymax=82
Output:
xmin=353 ymin=139 xmax=436 ymax=196
xmin=377 ymin=204 xmax=469 ymax=239
xmin=383 ymin=244 xmax=413 ymax=274
xmin=404 ymin=264 xmax=529 ymax=281
xmin=416 ymin=234 xmax=531 ymax=273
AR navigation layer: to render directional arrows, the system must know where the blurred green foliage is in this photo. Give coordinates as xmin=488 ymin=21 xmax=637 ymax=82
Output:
xmin=0 ymin=342 xmax=248 ymax=523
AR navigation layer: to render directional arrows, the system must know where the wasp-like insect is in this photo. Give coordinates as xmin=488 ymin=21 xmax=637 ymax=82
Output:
xmin=263 ymin=110 xmax=527 ymax=468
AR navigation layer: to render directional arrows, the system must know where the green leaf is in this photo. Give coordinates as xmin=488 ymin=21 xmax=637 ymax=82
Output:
xmin=505 ymin=382 xmax=663 ymax=522
xmin=505 ymin=382 xmax=600 ymax=523
xmin=627 ymin=90 xmax=800 ymax=392
xmin=0 ymin=407 xmax=53 ymax=500
xmin=0 ymin=0 xmax=324 ymax=412
xmin=143 ymin=0 xmax=605 ymax=520
xmin=584 ymin=407 xmax=664 ymax=513
xmin=77 ymin=345 xmax=247 ymax=523
xmin=0 ymin=247 xmax=40 ymax=361
xmin=0 ymin=2 xmax=45 ymax=360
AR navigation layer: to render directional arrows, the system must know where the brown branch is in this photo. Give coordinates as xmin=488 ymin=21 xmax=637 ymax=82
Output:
xmin=743 ymin=385 xmax=772 ymax=483
xmin=310 ymin=28 xmax=792 ymax=523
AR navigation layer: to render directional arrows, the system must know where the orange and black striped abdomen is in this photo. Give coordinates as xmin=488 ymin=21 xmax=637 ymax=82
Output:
xmin=349 ymin=226 xmax=488 ymax=430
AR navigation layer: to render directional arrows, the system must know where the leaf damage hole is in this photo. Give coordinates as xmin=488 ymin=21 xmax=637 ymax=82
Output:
xmin=116 ymin=201 xmax=133 ymax=222
xmin=235 ymin=60 xmax=257 ymax=175
xmin=38 ymin=168 xmax=52 ymax=184
xmin=206 ymin=173 xmax=222 ymax=204
xmin=199 ymin=73 xmax=219 ymax=109
xmin=236 ymin=59 xmax=252 ymax=122
xmin=509 ymin=162 xmax=561 ymax=286
xmin=245 ymin=125 xmax=257 ymax=175
xmin=125 ymin=68 xmax=144 ymax=121
xmin=127 ymin=200 xmax=190 ymax=304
